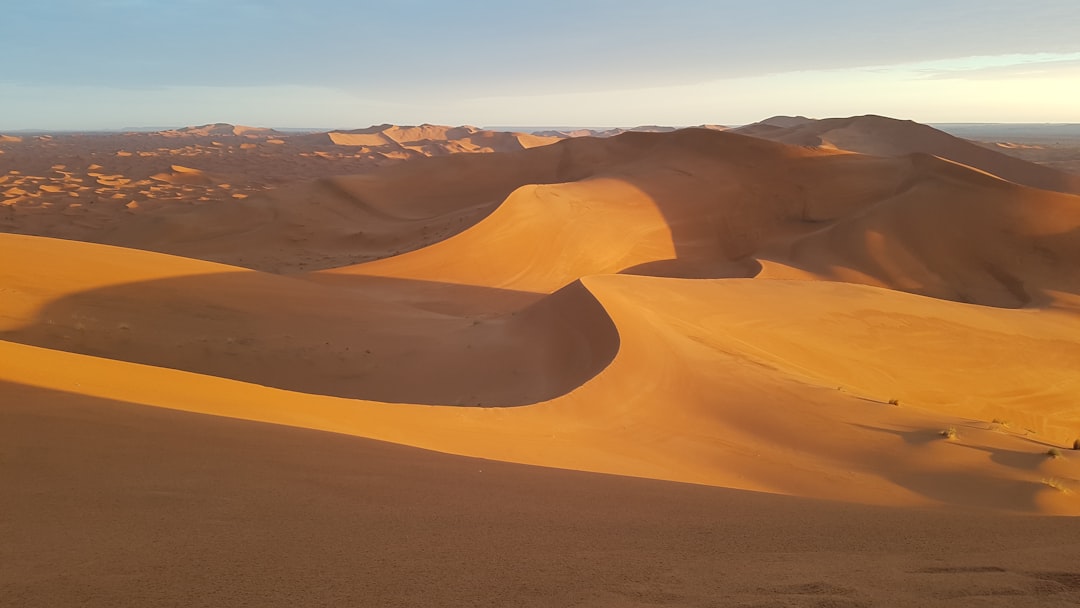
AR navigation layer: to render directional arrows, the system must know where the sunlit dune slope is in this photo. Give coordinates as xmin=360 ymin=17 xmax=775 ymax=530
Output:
xmin=322 ymin=129 xmax=1080 ymax=307
xmin=9 ymin=385 xmax=1080 ymax=608
xmin=74 ymin=125 xmax=1079 ymax=295
xmin=94 ymin=140 xmax=600 ymax=271
xmin=735 ymin=114 xmax=1080 ymax=195
xmin=3 ymin=268 xmax=1079 ymax=512
xmin=51 ymin=128 xmax=904 ymax=274
xmin=321 ymin=129 xmax=914 ymax=291
xmin=3 ymin=124 xmax=1080 ymax=514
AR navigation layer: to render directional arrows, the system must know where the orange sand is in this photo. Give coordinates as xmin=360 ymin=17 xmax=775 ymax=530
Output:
xmin=3 ymin=117 xmax=1080 ymax=604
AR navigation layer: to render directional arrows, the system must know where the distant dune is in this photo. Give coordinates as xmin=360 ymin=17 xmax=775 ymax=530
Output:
xmin=156 ymin=123 xmax=283 ymax=137
xmin=322 ymin=123 xmax=560 ymax=154
xmin=734 ymin=114 xmax=1080 ymax=195
xmin=532 ymin=124 xmax=726 ymax=138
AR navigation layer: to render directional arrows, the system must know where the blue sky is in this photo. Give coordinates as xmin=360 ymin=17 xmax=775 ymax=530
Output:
xmin=3 ymin=0 xmax=1079 ymax=129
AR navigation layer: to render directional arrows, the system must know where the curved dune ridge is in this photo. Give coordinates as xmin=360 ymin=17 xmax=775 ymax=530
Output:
xmin=3 ymin=123 xmax=1080 ymax=514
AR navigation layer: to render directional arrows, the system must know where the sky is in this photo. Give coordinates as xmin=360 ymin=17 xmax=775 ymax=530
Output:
xmin=3 ymin=0 xmax=1080 ymax=130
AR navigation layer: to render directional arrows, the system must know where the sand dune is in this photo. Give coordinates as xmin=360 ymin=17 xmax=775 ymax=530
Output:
xmin=3 ymin=268 xmax=1079 ymax=513
xmin=531 ymin=124 xmax=726 ymax=138
xmin=323 ymin=129 xmax=1080 ymax=308
xmin=0 ymin=233 xmax=616 ymax=405
xmin=54 ymin=127 xmax=1078 ymax=294
xmin=735 ymin=114 xmax=1080 ymax=195
xmin=93 ymin=144 xmax=582 ymax=271
xmin=324 ymin=123 xmax=559 ymax=154
xmin=159 ymin=123 xmax=282 ymax=137
xmin=0 ymin=124 xmax=571 ymax=257
xmin=3 ymin=231 xmax=1079 ymax=513
xmin=760 ymin=154 xmax=1080 ymax=308
xmin=4 ymin=120 xmax=1080 ymax=526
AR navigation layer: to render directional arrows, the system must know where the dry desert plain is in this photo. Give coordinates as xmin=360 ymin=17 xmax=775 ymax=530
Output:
xmin=3 ymin=116 xmax=1080 ymax=607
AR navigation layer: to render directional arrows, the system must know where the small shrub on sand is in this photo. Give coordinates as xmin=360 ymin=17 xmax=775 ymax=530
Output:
xmin=991 ymin=418 xmax=1010 ymax=428
xmin=888 ymin=398 xmax=900 ymax=406
xmin=1073 ymin=439 xmax=1080 ymax=451
xmin=1047 ymin=448 xmax=1062 ymax=459
xmin=940 ymin=427 xmax=958 ymax=440
xmin=1043 ymin=478 xmax=1072 ymax=494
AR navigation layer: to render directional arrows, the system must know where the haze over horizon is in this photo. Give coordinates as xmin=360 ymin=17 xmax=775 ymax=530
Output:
xmin=4 ymin=0 xmax=1080 ymax=130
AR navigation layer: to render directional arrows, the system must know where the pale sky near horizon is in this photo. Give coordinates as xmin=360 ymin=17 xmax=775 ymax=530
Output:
xmin=3 ymin=0 xmax=1080 ymax=130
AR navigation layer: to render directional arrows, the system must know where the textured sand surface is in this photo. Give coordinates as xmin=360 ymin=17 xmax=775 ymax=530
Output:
xmin=4 ymin=384 xmax=1080 ymax=608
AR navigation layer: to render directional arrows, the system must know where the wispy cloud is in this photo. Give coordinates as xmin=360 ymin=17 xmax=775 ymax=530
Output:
xmin=875 ymin=52 xmax=1080 ymax=81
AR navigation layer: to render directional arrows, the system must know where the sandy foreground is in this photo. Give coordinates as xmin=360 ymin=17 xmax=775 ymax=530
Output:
xmin=2 ymin=118 xmax=1080 ymax=605
xmin=4 ymin=384 xmax=1080 ymax=608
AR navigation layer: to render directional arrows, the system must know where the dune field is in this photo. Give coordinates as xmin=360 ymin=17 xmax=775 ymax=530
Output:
xmin=3 ymin=117 xmax=1080 ymax=606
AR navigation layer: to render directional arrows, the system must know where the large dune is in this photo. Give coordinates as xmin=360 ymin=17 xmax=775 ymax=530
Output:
xmin=3 ymin=209 xmax=1079 ymax=513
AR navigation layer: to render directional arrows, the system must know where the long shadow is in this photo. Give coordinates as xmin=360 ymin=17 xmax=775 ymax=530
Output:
xmin=848 ymin=422 xmax=1062 ymax=512
xmin=0 ymin=272 xmax=619 ymax=407
xmin=557 ymin=130 xmax=1080 ymax=308
xmin=849 ymin=422 xmax=943 ymax=446
xmin=584 ymin=129 xmax=913 ymax=281
xmin=307 ymin=129 xmax=919 ymax=290
xmin=748 ymin=153 xmax=1080 ymax=308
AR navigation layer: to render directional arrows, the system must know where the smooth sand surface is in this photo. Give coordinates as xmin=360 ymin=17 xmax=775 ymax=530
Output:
xmin=3 ymin=119 xmax=1080 ymax=605
xmin=2 ymin=229 xmax=1078 ymax=511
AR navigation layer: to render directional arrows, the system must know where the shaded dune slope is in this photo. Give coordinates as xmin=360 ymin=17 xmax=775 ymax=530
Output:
xmin=321 ymin=129 xmax=1080 ymax=309
xmin=735 ymin=114 xmax=1080 ymax=195
xmin=3 ymin=272 xmax=1080 ymax=512
xmin=759 ymin=154 xmax=1080 ymax=308
xmin=0 ymin=234 xmax=617 ymax=405
xmin=78 ymin=129 xmax=906 ymax=274
xmin=96 ymin=141 xmax=584 ymax=272
xmin=320 ymin=130 xmax=913 ymax=292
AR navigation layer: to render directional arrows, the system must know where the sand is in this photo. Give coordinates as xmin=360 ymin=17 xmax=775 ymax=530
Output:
xmin=5 ymin=384 xmax=1080 ymax=608
xmin=734 ymin=115 xmax=1080 ymax=195
xmin=3 ymin=118 xmax=1080 ymax=605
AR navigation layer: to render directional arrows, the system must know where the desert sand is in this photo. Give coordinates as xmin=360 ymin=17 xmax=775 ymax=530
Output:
xmin=3 ymin=117 xmax=1080 ymax=606
xmin=734 ymin=115 xmax=1080 ymax=195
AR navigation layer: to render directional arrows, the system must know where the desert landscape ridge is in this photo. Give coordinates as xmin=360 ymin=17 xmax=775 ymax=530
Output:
xmin=4 ymin=113 xmax=1080 ymax=606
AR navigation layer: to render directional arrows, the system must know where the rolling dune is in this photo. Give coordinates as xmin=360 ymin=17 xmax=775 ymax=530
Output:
xmin=6 ymin=117 xmax=1080 ymax=604
xmin=735 ymin=114 xmax=1080 ymax=195
xmin=0 ymin=233 xmax=616 ymax=405
xmin=0 ymin=123 xmax=570 ymax=259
